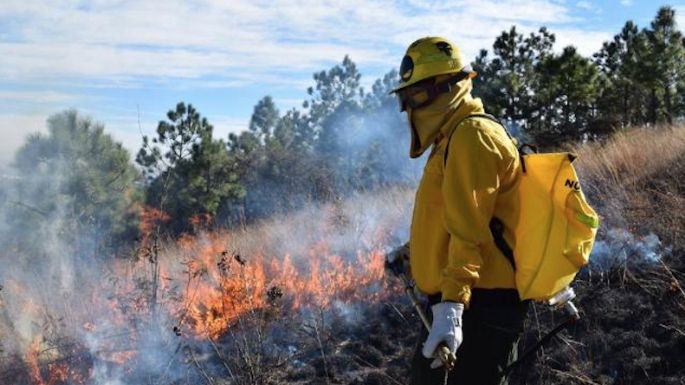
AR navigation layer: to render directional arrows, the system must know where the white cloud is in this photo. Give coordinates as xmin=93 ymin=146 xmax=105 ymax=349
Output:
xmin=0 ymin=91 xmax=75 ymax=103
xmin=0 ymin=0 xmax=622 ymax=162
xmin=0 ymin=0 xmax=602 ymax=89
xmin=575 ymin=1 xmax=601 ymax=13
xmin=620 ymin=0 xmax=633 ymax=6
xmin=211 ymin=117 xmax=250 ymax=139
xmin=552 ymin=28 xmax=613 ymax=56
xmin=576 ymin=1 xmax=592 ymax=10
xmin=675 ymin=6 xmax=685 ymax=30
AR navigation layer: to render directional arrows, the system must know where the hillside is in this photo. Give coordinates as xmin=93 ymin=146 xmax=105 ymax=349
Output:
xmin=1 ymin=125 xmax=684 ymax=385
xmin=264 ymin=124 xmax=685 ymax=385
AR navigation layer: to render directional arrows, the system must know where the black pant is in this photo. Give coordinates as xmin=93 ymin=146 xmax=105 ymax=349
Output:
xmin=410 ymin=289 xmax=529 ymax=385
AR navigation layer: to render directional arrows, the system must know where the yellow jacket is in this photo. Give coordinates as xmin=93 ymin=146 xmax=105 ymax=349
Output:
xmin=409 ymin=97 xmax=521 ymax=306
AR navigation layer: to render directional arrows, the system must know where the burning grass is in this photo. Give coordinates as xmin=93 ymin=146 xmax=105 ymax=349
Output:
xmin=0 ymin=188 xmax=412 ymax=385
xmin=1 ymin=126 xmax=685 ymax=385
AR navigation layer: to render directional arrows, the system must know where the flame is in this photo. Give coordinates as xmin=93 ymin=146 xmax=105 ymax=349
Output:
xmin=170 ymin=232 xmax=388 ymax=339
xmin=139 ymin=206 xmax=171 ymax=242
xmin=103 ymin=350 xmax=137 ymax=365
xmin=25 ymin=336 xmax=89 ymax=385
xmin=26 ymin=337 xmax=45 ymax=385
xmin=9 ymin=206 xmax=396 ymax=382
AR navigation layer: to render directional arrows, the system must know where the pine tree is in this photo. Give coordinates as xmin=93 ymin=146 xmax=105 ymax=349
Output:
xmin=595 ymin=7 xmax=685 ymax=128
xmin=137 ymin=102 xmax=243 ymax=233
xmin=594 ymin=21 xmax=646 ymax=127
xmin=492 ymin=26 xmax=555 ymax=124
xmin=6 ymin=110 xmax=140 ymax=259
xmin=645 ymin=6 xmax=685 ymax=124
xmin=473 ymin=26 xmax=555 ymax=141
xmin=530 ymin=47 xmax=600 ymax=145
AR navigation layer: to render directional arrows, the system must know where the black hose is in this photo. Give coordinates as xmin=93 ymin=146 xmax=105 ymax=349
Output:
xmin=500 ymin=316 xmax=578 ymax=377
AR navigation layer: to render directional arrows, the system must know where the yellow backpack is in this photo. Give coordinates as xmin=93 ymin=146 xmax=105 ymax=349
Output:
xmin=449 ymin=114 xmax=600 ymax=301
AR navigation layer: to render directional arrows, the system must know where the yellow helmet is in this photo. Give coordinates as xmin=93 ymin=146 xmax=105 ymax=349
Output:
xmin=391 ymin=36 xmax=476 ymax=94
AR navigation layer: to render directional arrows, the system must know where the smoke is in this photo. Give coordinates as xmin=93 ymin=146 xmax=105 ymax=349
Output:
xmin=589 ymin=228 xmax=668 ymax=271
xmin=0 ymin=113 xmax=182 ymax=384
xmin=2 ymin=84 xmax=676 ymax=384
xmin=325 ymin=100 xmax=424 ymax=187
xmin=0 ymin=141 xmax=415 ymax=385
xmin=234 ymin=95 xmax=424 ymax=221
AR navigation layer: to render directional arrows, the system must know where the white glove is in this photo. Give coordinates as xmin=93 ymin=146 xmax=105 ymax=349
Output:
xmin=422 ymin=302 xmax=464 ymax=369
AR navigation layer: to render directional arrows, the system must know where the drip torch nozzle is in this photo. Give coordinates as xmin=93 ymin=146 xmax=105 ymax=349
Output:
xmin=564 ymin=301 xmax=580 ymax=321
xmin=548 ymin=286 xmax=580 ymax=321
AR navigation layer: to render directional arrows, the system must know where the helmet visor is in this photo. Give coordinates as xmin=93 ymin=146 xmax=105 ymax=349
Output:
xmin=396 ymin=71 xmax=474 ymax=112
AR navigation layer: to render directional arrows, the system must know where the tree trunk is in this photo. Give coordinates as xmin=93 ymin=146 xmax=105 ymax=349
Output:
xmin=650 ymin=87 xmax=658 ymax=125
xmin=622 ymin=82 xmax=629 ymax=128
xmin=664 ymin=81 xmax=673 ymax=124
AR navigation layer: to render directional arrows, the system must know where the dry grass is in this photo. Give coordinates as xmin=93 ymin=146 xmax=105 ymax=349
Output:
xmin=572 ymin=124 xmax=685 ymax=249
xmin=3 ymin=125 xmax=685 ymax=385
xmin=513 ymin=125 xmax=685 ymax=385
xmin=575 ymin=124 xmax=685 ymax=189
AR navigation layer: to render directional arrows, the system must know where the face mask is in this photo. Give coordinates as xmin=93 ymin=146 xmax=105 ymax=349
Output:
xmin=408 ymin=79 xmax=473 ymax=158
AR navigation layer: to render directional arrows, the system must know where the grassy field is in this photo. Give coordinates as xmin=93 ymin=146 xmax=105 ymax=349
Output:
xmin=204 ymin=123 xmax=685 ymax=385
xmin=575 ymin=125 xmax=685 ymax=250
xmin=2 ymin=124 xmax=684 ymax=385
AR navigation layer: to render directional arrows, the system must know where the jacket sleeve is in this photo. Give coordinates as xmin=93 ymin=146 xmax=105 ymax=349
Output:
xmin=440 ymin=120 xmax=514 ymax=305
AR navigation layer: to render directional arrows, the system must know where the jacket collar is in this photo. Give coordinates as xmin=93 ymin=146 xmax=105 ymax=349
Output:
xmin=438 ymin=95 xmax=485 ymax=138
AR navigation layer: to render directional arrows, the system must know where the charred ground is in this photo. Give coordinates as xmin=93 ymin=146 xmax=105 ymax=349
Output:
xmin=1 ymin=123 xmax=684 ymax=385
xmin=242 ymin=125 xmax=685 ymax=385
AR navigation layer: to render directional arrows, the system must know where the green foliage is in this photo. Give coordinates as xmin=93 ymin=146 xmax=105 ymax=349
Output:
xmin=249 ymin=96 xmax=279 ymax=138
xmin=529 ymin=46 xmax=601 ymax=144
xmin=594 ymin=21 xmax=646 ymax=127
xmin=227 ymin=96 xmax=316 ymax=219
xmin=137 ymin=102 xmax=244 ymax=233
xmin=593 ymin=7 xmax=685 ymax=130
xmin=474 ymin=26 xmax=555 ymax=123
xmin=363 ymin=69 xmax=399 ymax=111
xmin=305 ymin=55 xmax=363 ymax=131
xmin=5 ymin=109 xmax=140 ymax=258
xmin=135 ymin=6 xmax=685 ymax=230
xmin=644 ymin=6 xmax=685 ymax=123
xmin=472 ymin=26 xmax=560 ymax=145
xmin=474 ymin=7 xmax=685 ymax=147
xmin=214 ymin=62 xmax=409 ymax=223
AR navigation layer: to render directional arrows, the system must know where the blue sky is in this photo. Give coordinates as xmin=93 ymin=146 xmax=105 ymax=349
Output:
xmin=1 ymin=0 xmax=684 ymax=165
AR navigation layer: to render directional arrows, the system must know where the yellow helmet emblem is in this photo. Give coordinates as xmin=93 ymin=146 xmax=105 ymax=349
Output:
xmin=392 ymin=36 xmax=476 ymax=93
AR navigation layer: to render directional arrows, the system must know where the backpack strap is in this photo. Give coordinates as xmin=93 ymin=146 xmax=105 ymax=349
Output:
xmin=443 ymin=113 xmax=514 ymax=166
xmin=489 ymin=217 xmax=516 ymax=271
xmin=442 ymin=113 xmax=517 ymax=271
xmin=444 ymin=113 xmax=537 ymax=174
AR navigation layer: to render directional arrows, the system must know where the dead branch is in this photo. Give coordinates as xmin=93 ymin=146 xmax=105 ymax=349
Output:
xmin=660 ymin=260 xmax=685 ymax=303
xmin=188 ymin=347 xmax=215 ymax=385
xmin=658 ymin=323 xmax=685 ymax=338
xmin=549 ymin=367 xmax=602 ymax=385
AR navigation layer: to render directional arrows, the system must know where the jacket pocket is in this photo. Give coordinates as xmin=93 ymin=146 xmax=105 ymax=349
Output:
xmin=563 ymin=191 xmax=599 ymax=267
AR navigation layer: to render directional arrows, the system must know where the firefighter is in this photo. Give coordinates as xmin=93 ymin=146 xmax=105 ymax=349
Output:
xmin=387 ymin=37 xmax=529 ymax=385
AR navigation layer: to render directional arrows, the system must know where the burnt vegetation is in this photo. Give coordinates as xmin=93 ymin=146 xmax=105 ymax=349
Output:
xmin=1 ymin=5 xmax=685 ymax=385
